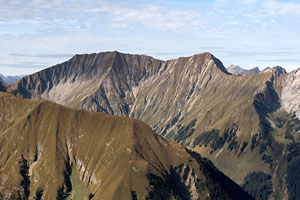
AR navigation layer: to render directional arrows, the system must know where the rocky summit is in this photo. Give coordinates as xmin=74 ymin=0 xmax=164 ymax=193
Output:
xmin=3 ymin=51 xmax=300 ymax=199
xmin=0 ymin=92 xmax=253 ymax=200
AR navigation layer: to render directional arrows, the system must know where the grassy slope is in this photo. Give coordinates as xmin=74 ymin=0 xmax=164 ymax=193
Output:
xmin=0 ymin=92 xmax=253 ymax=200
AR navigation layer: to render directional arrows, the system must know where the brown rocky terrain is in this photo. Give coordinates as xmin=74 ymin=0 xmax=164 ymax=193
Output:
xmin=3 ymin=51 xmax=300 ymax=199
xmin=0 ymin=92 xmax=253 ymax=200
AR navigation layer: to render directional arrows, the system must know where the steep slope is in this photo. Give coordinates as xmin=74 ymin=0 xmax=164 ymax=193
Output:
xmin=5 ymin=52 xmax=272 ymax=181
xmin=281 ymin=69 xmax=300 ymax=117
xmin=8 ymin=51 xmax=163 ymax=115
xmin=3 ymin=51 xmax=298 ymax=199
xmin=227 ymin=65 xmax=260 ymax=75
xmin=0 ymin=92 xmax=253 ymax=200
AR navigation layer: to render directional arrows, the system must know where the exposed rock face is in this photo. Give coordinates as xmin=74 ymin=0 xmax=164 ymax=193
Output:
xmin=4 ymin=51 xmax=300 ymax=199
xmin=281 ymin=69 xmax=300 ymax=118
xmin=0 ymin=92 xmax=253 ymax=200
xmin=8 ymin=51 xmax=231 ymax=131
xmin=8 ymin=52 xmax=163 ymax=116
xmin=227 ymin=65 xmax=260 ymax=75
xmin=261 ymin=66 xmax=287 ymax=75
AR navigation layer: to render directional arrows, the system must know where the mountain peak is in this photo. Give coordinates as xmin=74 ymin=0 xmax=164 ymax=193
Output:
xmin=272 ymin=65 xmax=287 ymax=74
xmin=261 ymin=65 xmax=287 ymax=75
xmin=192 ymin=52 xmax=213 ymax=58
xmin=211 ymin=55 xmax=231 ymax=75
xmin=188 ymin=52 xmax=230 ymax=75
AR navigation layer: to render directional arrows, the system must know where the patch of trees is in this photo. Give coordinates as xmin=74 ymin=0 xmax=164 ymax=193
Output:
xmin=193 ymin=127 xmax=239 ymax=154
xmin=286 ymin=142 xmax=300 ymax=200
xmin=19 ymin=155 xmax=30 ymax=200
xmin=241 ymin=171 xmax=272 ymax=200
xmin=187 ymin=150 xmax=255 ymax=200
xmin=173 ymin=119 xmax=196 ymax=144
xmin=146 ymin=167 xmax=191 ymax=200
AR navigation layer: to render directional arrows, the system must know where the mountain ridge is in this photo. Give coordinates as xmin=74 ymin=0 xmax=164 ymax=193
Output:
xmin=2 ymin=51 xmax=299 ymax=199
xmin=227 ymin=65 xmax=260 ymax=75
xmin=0 ymin=92 xmax=253 ymax=200
xmin=0 ymin=74 xmax=24 ymax=84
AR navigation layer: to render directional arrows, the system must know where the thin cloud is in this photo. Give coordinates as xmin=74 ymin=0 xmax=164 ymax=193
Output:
xmin=147 ymin=52 xmax=184 ymax=56
xmin=215 ymin=50 xmax=300 ymax=57
xmin=106 ymin=3 xmax=202 ymax=31
xmin=264 ymin=0 xmax=300 ymax=17
xmin=0 ymin=0 xmax=300 ymax=75
xmin=257 ymin=59 xmax=300 ymax=63
xmin=0 ymin=62 xmax=48 ymax=68
xmin=0 ymin=0 xmax=207 ymax=33
xmin=9 ymin=53 xmax=73 ymax=59
xmin=198 ymin=47 xmax=227 ymax=50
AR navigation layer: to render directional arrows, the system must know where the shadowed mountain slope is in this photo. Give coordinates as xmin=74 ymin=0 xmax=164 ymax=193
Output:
xmin=3 ymin=51 xmax=300 ymax=199
xmin=0 ymin=92 xmax=253 ymax=200
xmin=0 ymin=80 xmax=6 ymax=93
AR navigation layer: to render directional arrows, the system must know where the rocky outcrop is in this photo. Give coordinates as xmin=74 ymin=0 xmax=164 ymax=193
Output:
xmin=262 ymin=66 xmax=287 ymax=75
xmin=281 ymin=69 xmax=300 ymax=118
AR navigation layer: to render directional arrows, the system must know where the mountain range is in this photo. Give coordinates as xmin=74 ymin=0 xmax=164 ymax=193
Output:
xmin=0 ymin=74 xmax=24 ymax=84
xmin=227 ymin=65 xmax=261 ymax=75
xmin=0 ymin=92 xmax=253 ymax=200
xmin=227 ymin=65 xmax=287 ymax=76
xmin=2 ymin=51 xmax=300 ymax=199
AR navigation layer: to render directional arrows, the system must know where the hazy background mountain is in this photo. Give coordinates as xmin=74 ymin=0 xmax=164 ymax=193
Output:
xmin=227 ymin=65 xmax=260 ymax=75
xmin=3 ymin=51 xmax=300 ymax=199
xmin=0 ymin=74 xmax=24 ymax=84
xmin=0 ymin=92 xmax=253 ymax=200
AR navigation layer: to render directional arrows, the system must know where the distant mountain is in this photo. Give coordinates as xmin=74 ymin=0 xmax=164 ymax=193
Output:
xmin=0 ymin=92 xmax=253 ymax=200
xmin=227 ymin=65 xmax=260 ymax=75
xmin=0 ymin=74 xmax=24 ymax=84
xmin=4 ymin=51 xmax=300 ymax=199
xmin=261 ymin=66 xmax=287 ymax=74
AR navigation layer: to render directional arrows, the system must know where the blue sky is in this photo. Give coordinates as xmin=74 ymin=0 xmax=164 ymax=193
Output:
xmin=0 ymin=0 xmax=300 ymax=75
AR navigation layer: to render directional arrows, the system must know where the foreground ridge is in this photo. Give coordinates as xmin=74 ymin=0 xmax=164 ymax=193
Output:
xmin=0 ymin=92 xmax=253 ymax=200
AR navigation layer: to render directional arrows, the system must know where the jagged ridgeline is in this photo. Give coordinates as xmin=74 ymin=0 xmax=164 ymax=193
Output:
xmin=3 ymin=51 xmax=300 ymax=199
xmin=0 ymin=92 xmax=253 ymax=199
